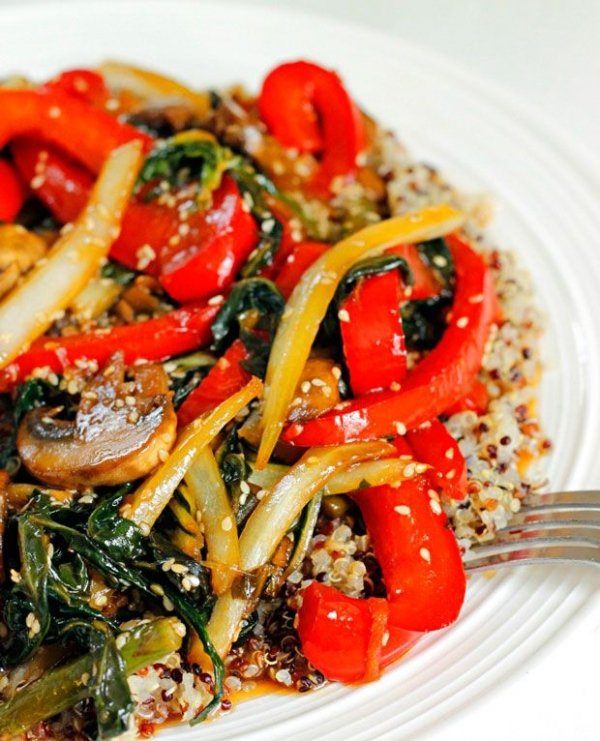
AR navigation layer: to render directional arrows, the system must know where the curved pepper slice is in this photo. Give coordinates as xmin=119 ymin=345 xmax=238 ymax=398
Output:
xmin=354 ymin=479 xmax=466 ymax=632
xmin=12 ymin=141 xmax=259 ymax=297
xmin=158 ymin=175 xmax=259 ymax=302
xmin=386 ymin=243 xmax=440 ymax=300
xmin=177 ymin=339 xmax=252 ymax=427
xmin=0 ymin=160 xmax=26 ymax=222
xmin=444 ymin=377 xmax=489 ymax=416
xmin=259 ymin=60 xmax=365 ymax=196
xmin=274 ymin=240 xmax=329 ymax=299
xmin=296 ymin=581 xmax=420 ymax=683
xmin=0 ymin=90 xmax=152 ymax=173
xmin=284 ymin=232 xmax=495 ymax=445
xmin=341 ymin=269 xmax=407 ymax=396
xmin=40 ymin=68 xmax=109 ymax=108
xmin=0 ymin=302 xmax=218 ymax=392
xmin=406 ymin=419 xmax=468 ymax=500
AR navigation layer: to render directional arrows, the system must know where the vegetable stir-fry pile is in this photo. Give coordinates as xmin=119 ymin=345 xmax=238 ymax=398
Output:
xmin=0 ymin=60 xmax=545 ymax=738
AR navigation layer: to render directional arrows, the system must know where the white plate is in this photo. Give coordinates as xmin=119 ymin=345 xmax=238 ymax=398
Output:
xmin=2 ymin=2 xmax=599 ymax=738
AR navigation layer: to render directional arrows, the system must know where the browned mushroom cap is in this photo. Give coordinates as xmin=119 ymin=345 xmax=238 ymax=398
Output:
xmin=17 ymin=356 xmax=177 ymax=488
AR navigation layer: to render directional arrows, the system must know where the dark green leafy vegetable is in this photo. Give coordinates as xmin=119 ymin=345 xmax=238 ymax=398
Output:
xmin=87 ymin=490 xmax=145 ymax=562
xmin=90 ymin=624 xmax=134 ymax=739
xmin=210 ymin=277 xmax=284 ymax=354
xmin=334 ymin=253 xmax=413 ymax=305
xmin=417 ymin=237 xmax=454 ymax=285
xmin=230 ymin=162 xmax=284 ymax=277
xmin=401 ymin=292 xmax=453 ymax=351
xmin=100 ymin=261 xmax=136 ymax=286
xmin=136 ymin=136 xmax=234 ymax=201
xmin=0 ymin=618 xmax=183 ymax=737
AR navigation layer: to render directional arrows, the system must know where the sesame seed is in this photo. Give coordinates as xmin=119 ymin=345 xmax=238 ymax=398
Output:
xmin=240 ymin=481 xmax=250 ymax=495
xmin=428 ymin=488 xmax=440 ymax=501
xmin=208 ymin=294 xmax=224 ymax=306
xmin=170 ymin=563 xmax=189 ymax=575
xmin=337 ymin=309 xmax=351 ymax=323
xmin=158 ymin=449 xmax=170 ymax=463
xmin=332 ymin=366 xmax=342 ymax=380
xmin=162 ymin=558 xmax=175 ymax=572
xmin=420 ymin=547 xmax=431 ymax=563
xmin=30 ymin=175 xmax=45 ymax=190
xmin=394 ymin=421 xmax=407 ymax=435
xmin=173 ymin=622 xmax=187 ymax=637
xmin=221 ymin=516 xmax=233 ymax=532
xmin=468 ymin=294 xmax=484 ymax=304
xmin=26 ymin=612 xmax=35 ymax=628
xmin=430 ymin=499 xmax=442 ymax=515
xmin=256 ymin=489 xmax=267 ymax=501
xmin=394 ymin=505 xmax=411 ymax=516
xmin=150 ymin=583 xmax=165 ymax=596
xmin=311 ymin=378 xmax=326 ymax=388
xmin=445 ymin=447 xmax=455 ymax=459
xmin=163 ymin=596 xmax=175 ymax=612
xmin=48 ymin=106 xmax=61 ymax=119
xmin=287 ymin=423 xmax=304 ymax=438
xmin=80 ymin=672 xmax=90 ymax=686
xmin=415 ymin=463 xmax=428 ymax=474
xmin=115 ymin=634 xmax=127 ymax=649
xmin=182 ymin=576 xmax=193 ymax=591
xmin=306 ymin=456 xmax=319 ymax=464
xmin=446 ymin=469 xmax=456 ymax=480
xmin=432 ymin=255 xmax=447 ymax=267
xmin=390 ymin=381 xmax=401 ymax=392
xmin=456 ymin=316 xmax=469 ymax=328
xmin=127 ymin=410 xmax=139 ymax=424
xmin=300 ymin=380 xmax=311 ymax=393
xmin=382 ymin=631 xmax=390 ymax=646
xmin=403 ymin=463 xmax=416 ymax=477
xmin=125 ymin=395 xmax=136 ymax=406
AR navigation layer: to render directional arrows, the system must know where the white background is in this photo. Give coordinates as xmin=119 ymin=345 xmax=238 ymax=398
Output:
xmin=0 ymin=1 xmax=598 ymax=739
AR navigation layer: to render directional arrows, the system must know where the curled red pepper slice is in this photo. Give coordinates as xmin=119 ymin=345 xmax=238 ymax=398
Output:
xmin=13 ymin=141 xmax=259 ymax=298
xmin=296 ymin=581 xmax=420 ymax=683
xmin=340 ymin=269 xmax=407 ymax=396
xmin=0 ymin=160 xmax=26 ymax=222
xmin=157 ymin=176 xmax=259 ymax=302
xmin=0 ymin=302 xmax=219 ymax=392
xmin=444 ymin=377 xmax=490 ymax=416
xmin=177 ymin=338 xmax=252 ymax=427
xmin=406 ymin=419 xmax=468 ymax=500
xmin=354 ymin=479 xmax=466 ymax=632
xmin=284 ymin=233 xmax=496 ymax=445
xmin=0 ymin=90 xmax=152 ymax=173
xmin=274 ymin=240 xmax=329 ymax=299
xmin=386 ymin=243 xmax=440 ymax=300
xmin=40 ymin=69 xmax=109 ymax=108
xmin=259 ymin=60 xmax=365 ymax=196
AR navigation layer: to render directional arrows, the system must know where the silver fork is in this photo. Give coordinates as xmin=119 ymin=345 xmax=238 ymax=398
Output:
xmin=463 ymin=490 xmax=600 ymax=572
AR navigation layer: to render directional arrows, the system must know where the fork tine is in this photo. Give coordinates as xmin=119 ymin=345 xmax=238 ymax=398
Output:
xmin=506 ymin=501 xmax=600 ymax=527
xmin=491 ymin=521 xmax=600 ymax=542
xmin=464 ymin=534 xmax=600 ymax=572
xmin=522 ymin=489 xmax=600 ymax=508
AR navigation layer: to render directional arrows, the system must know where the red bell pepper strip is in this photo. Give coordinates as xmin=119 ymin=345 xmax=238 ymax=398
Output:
xmin=259 ymin=61 xmax=365 ymax=196
xmin=0 ymin=160 xmax=26 ymax=222
xmin=0 ymin=303 xmax=219 ymax=392
xmin=354 ymin=479 xmax=466 ymax=631
xmin=444 ymin=378 xmax=489 ymax=416
xmin=296 ymin=581 xmax=420 ymax=683
xmin=274 ymin=240 xmax=329 ymax=299
xmin=340 ymin=270 xmax=407 ymax=396
xmin=0 ymin=90 xmax=152 ymax=174
xmin=405 ymin=419 xmax=468 ymax=500
xmin=386 ymin=243 xmax=440 ymax=300
xmin=158 ymin=175 xmax=259 ymax=302
xmin=12 ymin=141 xmax=259 ymax=294
xmin=177 ymin=338 xmax=252 ymax=427
xmin=284 ymin=233 xmax=496 ymax=445
xmin=40 ymin=69 xmax=109 ymax=108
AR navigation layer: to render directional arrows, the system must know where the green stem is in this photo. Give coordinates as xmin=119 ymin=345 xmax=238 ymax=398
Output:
xmin=0 ymin=617 xmax=183 ymax=736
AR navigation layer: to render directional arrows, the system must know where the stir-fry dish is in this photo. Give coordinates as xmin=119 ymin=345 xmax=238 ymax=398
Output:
xmin=0 ymin=60 xmax=550 ymax=739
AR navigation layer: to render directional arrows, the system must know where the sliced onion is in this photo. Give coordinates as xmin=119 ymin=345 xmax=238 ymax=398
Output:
xmin=239 ymin=441 xmax=394 ymax=572
xmin=256 ymin=204 xmax=465 ymax=468
xmin=324 ymin=457 xmax=425 ymax=495
xmin=185 ymin=448 xmax=240 ymax=595
xmin=100 ymin=60 xmax=211 ymax=118
xmin=0 ymin=140 xmax=142 ymax=369
xmin=205 ymin=591 xmax=249 ymax=661
xmin=70 ymin=276 xmax=122 ymax=320
xmin=121 ymin=377 xmax=262 ymax=534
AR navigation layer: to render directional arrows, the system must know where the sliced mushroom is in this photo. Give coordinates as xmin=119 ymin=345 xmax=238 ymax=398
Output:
xmin=17 ymin=355 xmax=177 ymax=487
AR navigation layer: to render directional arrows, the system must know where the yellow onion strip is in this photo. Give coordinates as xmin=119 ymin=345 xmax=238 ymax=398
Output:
xmin=0 ymin=141 xmax=143 ymax=369
xmin=121 ymin=377 xmax=262 ymax=534
xmin=206 ymin=440 xmax=394 ymax=658
xmin=256 ymin=204 xmax=466 ymax=467
xmin=324 ymin=457 xmax=428 ymax=495
xmin=100 ymin=60 xmax=211 ymax=118
xmin=185 ymin=448 xmax=240 ymax=595
xmin=70 ymin=276 xmax=122 ymax=321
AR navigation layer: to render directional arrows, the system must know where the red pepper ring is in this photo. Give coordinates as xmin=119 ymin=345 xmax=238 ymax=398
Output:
xmin=284 ymin=232 xmax=496 ymax=446
xmin=0 ymin=302 xmax=219 ymax=393
xmin=0 ymin=89 xmax=152 ymax=174
xmin=259 ymin=60 xmax=366 ymax=196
